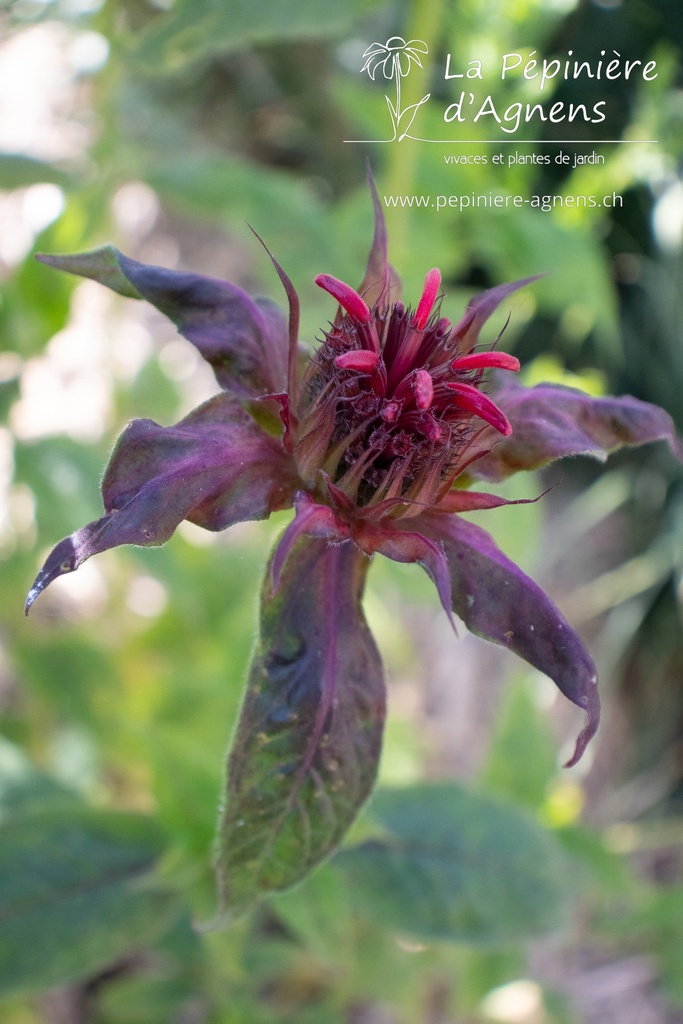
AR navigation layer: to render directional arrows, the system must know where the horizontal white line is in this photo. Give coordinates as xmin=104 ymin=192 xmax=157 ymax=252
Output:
xmin=344 ymin=139 xmax=658 ymax=144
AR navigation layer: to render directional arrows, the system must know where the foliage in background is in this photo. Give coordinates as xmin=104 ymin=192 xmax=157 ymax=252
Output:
xmin=1 ymin=0 xmax=682 ymax=1021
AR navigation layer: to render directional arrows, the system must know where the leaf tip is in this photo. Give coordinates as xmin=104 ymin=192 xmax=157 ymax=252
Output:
xmin=24 ymin=568 xmax=51 ymax=616
xmin=24 ymin=584 xmax=39 ymax=616
xmin=25 ymin=537 xmax=79 ymax=615
xmin=562 ymin=671 xmax=600 ymax=769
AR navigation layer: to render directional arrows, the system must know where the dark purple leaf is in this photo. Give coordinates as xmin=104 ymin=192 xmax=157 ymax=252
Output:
xmin=473 ymin=380 xmax=683 ymax=481
xmin=37 ymin=247 xmax=288 ymax=399
xmin=26 ymin=393 xmax=296 ymax=613
xmin=215 ymin=536 xmax=385 ymax=920
xmin=416 ymin=512 xmax=599 ymax=767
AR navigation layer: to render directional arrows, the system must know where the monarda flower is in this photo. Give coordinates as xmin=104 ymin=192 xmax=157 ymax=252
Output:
xmin=27 ymin=182 xmax=682 ymax=919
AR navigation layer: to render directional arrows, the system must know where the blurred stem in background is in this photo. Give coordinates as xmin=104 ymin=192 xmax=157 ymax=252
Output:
xmin=385 ymin=0 xmax=446 ymax=265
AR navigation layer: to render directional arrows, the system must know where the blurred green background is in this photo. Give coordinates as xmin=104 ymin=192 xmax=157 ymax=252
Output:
xmin=1 ymin=0 xmax=683 ymax=1022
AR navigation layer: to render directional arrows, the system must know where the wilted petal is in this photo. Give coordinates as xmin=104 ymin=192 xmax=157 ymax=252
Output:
xmin=415 ymin=512 xmax=599 ymax=767
xmin=37 ymin=247 xmax=288 ymax=400
xmin=215 ymin=537 xmax=385 ymax=919
xmin=26 ymin=393 xmax=296 ymax=612
xmin=472 ymin=380 xmax=683 ymax=481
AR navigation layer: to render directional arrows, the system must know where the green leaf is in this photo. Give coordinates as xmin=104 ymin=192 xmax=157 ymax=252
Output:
xmin=336 ymin=783 xmax=572 ymax=944
xmin=482 ymin=678 xmax=559 ymax=809
xmin=215 ymin=537 xmax=385 ymax=920
xmin=270 ymin=862 xmax=354 ymax=965
xmin=0 ymin=808 xmax=176 ymax=996
xmin=0 ymin=737 xmax=80 ymax=823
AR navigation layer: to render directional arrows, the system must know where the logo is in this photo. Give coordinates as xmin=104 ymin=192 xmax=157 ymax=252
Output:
xmin=348 ymin=41 xmax=659 ymax=145
xmin=360 ymin=36 xmax=430 ymax=142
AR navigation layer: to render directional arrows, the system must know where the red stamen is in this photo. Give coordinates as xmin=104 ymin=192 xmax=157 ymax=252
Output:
xmin=446 ymin=382 xmax=512 ymax=435
xmin=335 ymin=350 xmax=381 ymax=372
xmin=451 ymin=351 xmax=520 ymax=373
xmin=414 ymin=268 xmax=441 ymax=330
xmin=414 ymin=369 xmax=434 ymax=409
xmin=315 ymin=274 xmax=371 ymax=322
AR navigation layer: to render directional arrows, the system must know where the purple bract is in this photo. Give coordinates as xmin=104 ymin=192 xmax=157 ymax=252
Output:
xmin=27 ymin=178 xmax=683 ymax=918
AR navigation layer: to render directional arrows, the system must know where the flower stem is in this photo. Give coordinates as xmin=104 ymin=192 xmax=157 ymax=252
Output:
xmin=395 ymin=56 xmax=402 ymax=122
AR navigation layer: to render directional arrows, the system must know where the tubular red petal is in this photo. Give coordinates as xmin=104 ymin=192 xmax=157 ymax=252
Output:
xmin=451 ymin=351 xmax=520 ymax=373
xmin=335 ymin=350 xmax=381 ymax=372
xmin=414 ymin=268 xmax=441 ymax=330
xmin=446 ymin=382 xmax=512 ymax=435
xmin=414 ymin=369 xmax=434 ymax=409
xmin=315 ymin=274 xmax=371 ymax=322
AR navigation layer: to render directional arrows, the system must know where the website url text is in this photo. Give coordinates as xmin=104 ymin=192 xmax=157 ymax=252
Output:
xmin=383 ymin=192 xmax=623 ymax=212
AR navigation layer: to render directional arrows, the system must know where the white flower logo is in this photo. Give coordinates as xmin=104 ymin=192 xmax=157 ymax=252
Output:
xmin=361 ymin=36 xmax=428 ymax=80
xmin=361 ymin=36 xmax=430 ymax=141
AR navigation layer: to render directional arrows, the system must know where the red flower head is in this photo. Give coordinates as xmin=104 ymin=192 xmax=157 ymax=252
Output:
xmin=299 ymin=265 xmax=522 ymax=504
xmin=27 ymin=176 xmax=683 ymax=919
